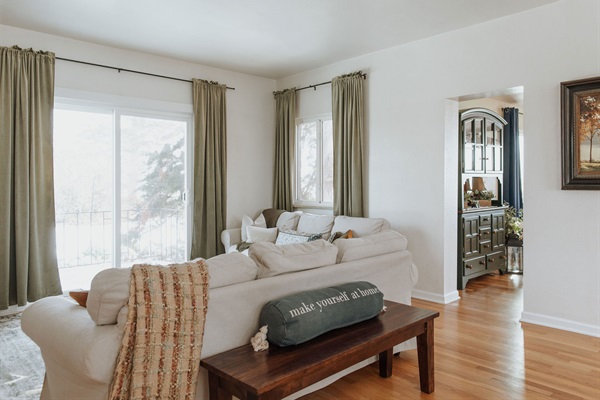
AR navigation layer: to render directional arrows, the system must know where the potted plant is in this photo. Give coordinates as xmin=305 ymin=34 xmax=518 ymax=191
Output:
xmin=504 ymin=202 xmax=523 ymax=244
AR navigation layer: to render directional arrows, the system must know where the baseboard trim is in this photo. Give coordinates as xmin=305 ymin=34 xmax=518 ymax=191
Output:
xmin=520 ymin=311 xmax=600 ymax=338
xmin=412 ymin=289 xmax=460 ymax=304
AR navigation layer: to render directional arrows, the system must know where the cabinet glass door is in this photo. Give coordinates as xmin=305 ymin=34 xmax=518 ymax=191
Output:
xmin=463 ymin=119 xmax=474 ymax=172
xmin=473 ymin=118 xmax=485 ymax=172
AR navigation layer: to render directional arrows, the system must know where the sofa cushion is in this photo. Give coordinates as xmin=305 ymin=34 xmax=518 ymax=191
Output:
xmin=331 ymin=216 xmax=390 ymax=237
xmin=241 ymin=213 xmax=267 ymax=241
xmin=259 ymin=281 xmax=384 ymax=347
xmin=205 ymin=253 xmax=258 ymax=288
xmin=250 ymin=239 xmax=338 ymax=279
xmin=296 ymin=213 xmax=335 ymax=240
xmin=87 ymin=267 xmax=132 ymax=325
xmin=334 ymin=230 xmax=408 ymax=263
xmin=246 ymin=226 xmax=278 ymax=243
xmin=275 ymin=230 xmax=322 ymax=245
xmin=87 ymin=256 xmax=258 ymax=325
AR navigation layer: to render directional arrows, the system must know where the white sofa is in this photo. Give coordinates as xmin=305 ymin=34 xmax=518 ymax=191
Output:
xmin=21 ymin=215 xmax=418 ymax=400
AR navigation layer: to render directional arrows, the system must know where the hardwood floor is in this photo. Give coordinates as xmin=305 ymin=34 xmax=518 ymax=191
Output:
xmin=299 ymin=273 xmax=600 ymax=400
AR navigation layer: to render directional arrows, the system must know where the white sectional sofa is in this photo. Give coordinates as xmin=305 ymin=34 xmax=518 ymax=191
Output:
xmin=21 ymin=213 xmax=418 ymax=400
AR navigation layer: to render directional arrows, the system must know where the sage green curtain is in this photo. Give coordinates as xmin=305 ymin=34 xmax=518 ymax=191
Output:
xmin=273 ymin=88 xmax=296 ymax=211
xmin=190 ymin=79 xmax=227 ymax=259
xmin=0 ymin=46 xmax=62 ymax=310
xmin=332 ymin=71 xmax=364 ymax=217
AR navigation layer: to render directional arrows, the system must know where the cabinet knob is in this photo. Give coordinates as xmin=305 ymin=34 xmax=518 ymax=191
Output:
xmin=500 ymin=255 xmax=507 ymax=259
xmin=483 ymin=244 xmax=490 ymax=248
xmin=466 ymin=264 xmax=472 ymax=269
xmin=479 ymin=260 xmax=485 ymax=265
xmin=489 ymin=259 xmax=495 ymax=263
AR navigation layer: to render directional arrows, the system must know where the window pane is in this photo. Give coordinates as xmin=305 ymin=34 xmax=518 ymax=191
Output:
xmin=120 ymin=115 xmax=187 ymax=266
xmin=322 ymin=120 xmax=333 ymax=203
xmin=54 ymin=109 xmax=113 ymax=289
xmin=298 ymin=122 xmax=317 ymax=202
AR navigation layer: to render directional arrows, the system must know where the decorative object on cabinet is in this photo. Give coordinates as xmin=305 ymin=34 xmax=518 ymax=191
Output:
xmin=504 ymin=202 xmax=523 ymax=274
xmin=458 ymin=108 xmax=508 ymax=289
xmin=561 ymin=76 xmax=600 ymax=190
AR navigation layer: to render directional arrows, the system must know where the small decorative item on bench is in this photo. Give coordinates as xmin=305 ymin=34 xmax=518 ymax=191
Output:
xmin=259 ymin=281 xmax=384 ymax=347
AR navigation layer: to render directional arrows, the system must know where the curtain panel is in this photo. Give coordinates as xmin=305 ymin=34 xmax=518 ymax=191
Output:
xmin=273 ymin=88 xmax=296 ymax=211
xmin=0 ymin=46 xmax=62 ymax=309
xmin=502 ymin=108 xmax=523 ymax=212
xmin=190 ymin=79 xmax=227 ymax=259
xmin=331 ymin=72 xmax=365 ymax=217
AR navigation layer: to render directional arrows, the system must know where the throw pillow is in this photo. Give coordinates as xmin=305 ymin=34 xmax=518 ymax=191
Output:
xmin=275 ymin=230 xmax=322 ymax=245
xmin=275 ymin=211 xmax=302 ymax=231
xmin=296 ymin=213 xmax=335 ymax=240
xmin=241 ymin=213 xmax=267 ymax=241
xmin=246 ymin=226 xmax=278 ymax=243
xmin=328 ymin=229 xmax=353 ymax=243
xmin=260 ymin=281 xmax=384 ymax=347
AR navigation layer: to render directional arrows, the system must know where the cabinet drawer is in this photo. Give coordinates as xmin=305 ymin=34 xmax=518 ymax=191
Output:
xmin=464 ymin=256 xmax=486 ymax=276
xmin=486 ymin=251 xmax=507 ymax=271
xmin=478 ymin=227 xmax=492 ymax=241
xmin=479 ymin=215 xmax=492 ymax=226
xmin=479 ymin=240 xmax=493 ymax=255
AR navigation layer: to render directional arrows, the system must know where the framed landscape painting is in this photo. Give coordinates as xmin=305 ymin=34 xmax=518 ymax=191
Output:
xmin=561 ymin=76 xmax=600 ymax=189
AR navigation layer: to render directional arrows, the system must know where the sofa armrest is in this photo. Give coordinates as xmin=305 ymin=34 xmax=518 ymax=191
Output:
xmin=21 ymin=296 xmax=121 ymax=384
xmin=221 ymin=228 xmax=242 ymax=251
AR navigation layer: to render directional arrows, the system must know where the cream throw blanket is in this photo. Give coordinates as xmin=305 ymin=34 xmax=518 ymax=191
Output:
xmin=109 ymin=261 xmax=209 ymax=400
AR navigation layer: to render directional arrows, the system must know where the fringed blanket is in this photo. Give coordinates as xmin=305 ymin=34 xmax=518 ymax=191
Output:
xmin=109 ymin=261 xmax=210 ymax=400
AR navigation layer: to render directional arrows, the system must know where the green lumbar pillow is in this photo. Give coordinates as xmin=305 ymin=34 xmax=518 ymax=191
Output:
xmin=259 ymin=281 xmax=384 ymax=347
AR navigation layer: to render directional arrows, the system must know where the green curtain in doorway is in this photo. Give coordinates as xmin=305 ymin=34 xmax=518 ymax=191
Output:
xmin=332 ymin=71 xmax=365 ymax=217
xmin=273 ymin=88 xmax=296 ymax=211
xmin=0 ymin=46 xmax=63 ymax=310
xmin=190 ymin=79 xmax=227 ymax=259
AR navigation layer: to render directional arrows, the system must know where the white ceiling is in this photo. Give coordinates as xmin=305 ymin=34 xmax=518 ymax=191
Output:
xmin=0 ymin=0 xmax=556 ymax=79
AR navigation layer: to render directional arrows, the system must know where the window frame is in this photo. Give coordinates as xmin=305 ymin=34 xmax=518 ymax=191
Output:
xmin=294 ymin=113 xmax=333 ymax=209
xmin=53 ymin=92 xmax=193 ymax=269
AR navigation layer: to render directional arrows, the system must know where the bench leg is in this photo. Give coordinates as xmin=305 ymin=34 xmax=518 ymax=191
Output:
xmin=416 ymin=319 xmax=435 ymax=394
xmin=378 ymin=348 xmax=393 ymax=378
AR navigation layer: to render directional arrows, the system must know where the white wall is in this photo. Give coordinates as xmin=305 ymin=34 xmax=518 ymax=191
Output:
xmin=0 ymin=24 xmax=276 ymax=229
xmin=277 ymin=0 xmax=600 ymax=335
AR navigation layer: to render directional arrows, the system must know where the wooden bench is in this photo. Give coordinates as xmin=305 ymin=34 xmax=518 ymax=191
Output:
xmin=200 ymin=300 xmax=439 ymax=400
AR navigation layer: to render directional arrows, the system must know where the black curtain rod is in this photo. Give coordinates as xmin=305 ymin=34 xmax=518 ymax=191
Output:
xmin=56 ymin=57 xmax=235 ymax=90
xmin=295 ymin=72 xmax=367 ymax=92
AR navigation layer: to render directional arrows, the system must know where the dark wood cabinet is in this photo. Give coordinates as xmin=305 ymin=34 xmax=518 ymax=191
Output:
xmin=458 ymin=108 xmax=508 ymax=290
xmin=458 ymin=208 xmax=507 ymax=289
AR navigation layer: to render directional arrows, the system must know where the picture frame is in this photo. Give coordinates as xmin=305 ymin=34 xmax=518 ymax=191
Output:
xmin=561 ymin=76 xmax=600 ymax=190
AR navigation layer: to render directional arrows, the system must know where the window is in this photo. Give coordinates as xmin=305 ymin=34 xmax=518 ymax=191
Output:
xmin=295 ymin=115 xmax=333 ymax=207
xmin=53 ymin=101 xmax=192 ymax=289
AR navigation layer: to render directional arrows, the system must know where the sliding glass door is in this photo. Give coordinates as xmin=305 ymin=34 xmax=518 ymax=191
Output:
xmin=54 ymin=104 xmax=191 ymax=290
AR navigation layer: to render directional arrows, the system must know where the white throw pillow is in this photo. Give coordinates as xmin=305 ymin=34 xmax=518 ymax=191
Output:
xmin=241 ymin=213 xmax=267 ymax=242
xmin=276 ymin=211 xmax=302 ymax=231
xmin=246 ymin=226 xmax=278 ymax=243
xmin=296 ymin=213 xmax=335 ymax=240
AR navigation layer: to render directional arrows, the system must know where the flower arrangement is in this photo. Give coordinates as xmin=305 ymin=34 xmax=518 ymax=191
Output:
xmin=464 ymin=189 xmax=495 ymax=201
xmin=504 ymin=202 xmax=523 ymax=240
